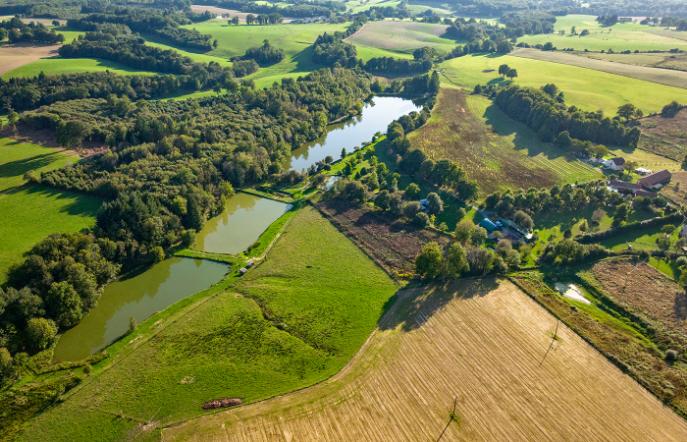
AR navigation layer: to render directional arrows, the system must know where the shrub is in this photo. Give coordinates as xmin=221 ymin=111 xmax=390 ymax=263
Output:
xmin=25 ymin=318 xmax=58 ymax=353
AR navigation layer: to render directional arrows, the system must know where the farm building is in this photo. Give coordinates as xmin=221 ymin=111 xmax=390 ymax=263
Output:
xmin=602 ymin=157 xmax=625 ymax=171
xmin=479 ymin=217 xmax=499 ymax=232
xmin=635 ymin=167 xmax=652 ymax=175
xmin=638 ymin=169 xmax=672 ymax=190
xmin=608 ymin=179 xmax=655 ymax=197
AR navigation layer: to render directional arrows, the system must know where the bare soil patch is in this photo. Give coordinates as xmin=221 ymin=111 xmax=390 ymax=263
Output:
xmin=164 ymin=279 xmax=687 ymax=441
xmin=0 ymin=44 xmax=59 ymax=75
xmin=513 ymin=47 xmax=687 ymax=89
xmin=316 ymin=200 xmax=450 ymax=277
xmin=639 ymin=108 xmax=687 ymax=161
xmin=592 ymin=257 xmax=686 ymax=331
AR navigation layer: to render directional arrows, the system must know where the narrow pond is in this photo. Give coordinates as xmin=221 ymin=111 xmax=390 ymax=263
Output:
xmin=192 ymin=192 xmax=291 ymax=255
xmin=53 ymin=95 xmax=419 ymax=361
xmin=289 ymin=96 xmax=421 ymax=171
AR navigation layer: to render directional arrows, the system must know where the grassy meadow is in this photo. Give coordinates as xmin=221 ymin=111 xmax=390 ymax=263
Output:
xmin=518 ymin=14 xmax=687 ymax=52
xmin=17 ymin=207 xmax=397 ymax=441
xmin=439 ymin=54 xmax=687 ymax=114
xmin=0 ymin=138 xmax=100 ymax=283
xmin=408 ymin=88 xmax=600 ymax=194
xmin=346 ymin=20 xmax=456 ymax=55
xmin=2 ymin=57 xmax=157 ymax=79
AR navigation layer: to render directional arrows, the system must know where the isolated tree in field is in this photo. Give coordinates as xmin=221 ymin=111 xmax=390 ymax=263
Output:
xmin=661 ymin=101 xmax=683 ymax=118
xmin=506 ymin=68 xmax=518 ymax=79
xmin=415 ymin=242 xmax=443 ymax=279
xmin=426 ymin=192 xmax=444 ymax=215
xmin=542 ymin=83 xmax=559 ymax=97
xmin=617 ymin=103 xmax=643 ymax=121
xmin=444 ymin=242 xmax=469 ymax=277
xmin=229 ymin=17 xmax=239 ymax=25
xmin=25 ymin=318 xmax=58 ymax=352
xmin=580 ymin=29 xmax=590 ymax=36
xmin=498 ymin=64 xmax=510 ymax=77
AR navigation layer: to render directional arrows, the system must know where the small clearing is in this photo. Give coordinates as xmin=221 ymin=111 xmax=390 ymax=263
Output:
xmin=164 ymin=279 xmax=687 ymax=441
xmin=0 ymin=44 xmax=60 ymax=75
xmin=639 ymin=108 xmax=687 ymax=161
xmin=512 ymin=47 xmax=687 ymax=90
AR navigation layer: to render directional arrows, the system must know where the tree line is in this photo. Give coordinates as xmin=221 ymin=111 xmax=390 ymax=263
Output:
xmin=67 ymin=6 xmax=216 ymax=51
xmin=0 ymin=16 xmax=64 ymax=44
xmin=236 ymin=39 xmax=284 ymax=66
xmin=491 ymin=84 xmax=641 ymax=149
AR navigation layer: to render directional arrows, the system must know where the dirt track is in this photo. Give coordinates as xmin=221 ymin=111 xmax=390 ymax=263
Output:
xmin=513 ymin=47 xmax=687 ymax=89
xmin=162 ymin=279 xmax=687 ymax=441
xmin=0 ymin=44 xmax=59 ymax=75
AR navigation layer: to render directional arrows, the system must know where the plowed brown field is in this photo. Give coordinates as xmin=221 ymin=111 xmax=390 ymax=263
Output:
xmin=162 ymin=279 xmax=687 ymax=442
xmin=0 ymin=44 xmax=59 ymax=75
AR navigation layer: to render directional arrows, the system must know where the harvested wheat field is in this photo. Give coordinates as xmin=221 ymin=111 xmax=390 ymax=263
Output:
xmin=163 ymin=279 xmax=687 ymax=442
xmin=0 ymin=44 xmax=60 ymax=75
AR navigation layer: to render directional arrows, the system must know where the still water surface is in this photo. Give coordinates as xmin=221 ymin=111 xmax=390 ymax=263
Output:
xmin=289 ymin=96 xmax=421 ymax=171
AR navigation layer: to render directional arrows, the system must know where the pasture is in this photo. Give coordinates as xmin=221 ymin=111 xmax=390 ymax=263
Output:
xmin=580 ymin=51 xmax=687 ymax=72
xmin=179 ymin=21 xmax=347 ymax=87
xmin=408 ymin=88 xmax=600 ymax=194
xmin=346 ymin=20 xmax=456 ymax=55
xmin=2 ymin=57 xmax=157 ymax=79
xmin=439 ymin=54 xmax=687 ymax=114
xmin=512 ymin=47 xmax=687 ymax=90
xmin=518 ymin=14 xmax=687 ymax=52
xmin=164 ymin=279 xmax=687 ymax=441
xmin=17 ymin=207 xmax=396 ymax=441
xmin=0 ymin=138 xmax=100 ymax=283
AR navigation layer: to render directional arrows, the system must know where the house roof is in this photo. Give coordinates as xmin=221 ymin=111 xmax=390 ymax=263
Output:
xmin=610 ymin=157 xmax=625 ymax=165
xmin=479 ymin=218 xmax=498 ymax=232
xmin=639 ymin=169 xmax=672 ymax=188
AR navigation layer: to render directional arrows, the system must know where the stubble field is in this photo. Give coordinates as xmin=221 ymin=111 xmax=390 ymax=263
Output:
xmin=164 ymin=279 xmax=687 ymax=441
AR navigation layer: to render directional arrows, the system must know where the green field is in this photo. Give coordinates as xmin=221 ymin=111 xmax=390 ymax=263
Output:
xmin=346 ymin=20 xmax=456 ymax=55
xmin=439 ymin=54 xmax=687 ymax=114
xmin=345 ymin=0 xmax=400 ymax=13
xmin=354 ymin=44 xmax=415 ymax=62
xmin=145 ymin=40 xmax=232 ymax=66
xmin=0 ymin=138 xmax=100 ymax=283
xmin=178 ymin=20 xmax=347 ymax=87
xmin=18 ymin=206 xmax=397 ymax=441
xmin=2 ymin=57 xmax=156 ymax=79
xmin=518 ymin=14 xmax=687 ymax=52
xmin=408 ymin=88 xmax=600 ymax=194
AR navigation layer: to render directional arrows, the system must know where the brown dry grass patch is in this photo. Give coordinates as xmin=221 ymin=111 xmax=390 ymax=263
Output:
xmin=661 ymin=170 xmax=687 ymax=205
xmin=639 ymin=108 xmax=687 ymax=161
xmin=0 ymin=44 xmax=60 ymax=75
xmin=408 ymin=88 xmax=598 ymax=194
xmin=592 ymin=257 xmax=686 ymax=332
xmin=316 ymin=200 xmax=450 ymax=277
xmin=163 ymin=279 xmax=687 ymax=442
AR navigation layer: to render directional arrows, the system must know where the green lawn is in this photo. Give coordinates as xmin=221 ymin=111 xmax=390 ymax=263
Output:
xmin=18 ymin=206 xmax=397 ymax=441
xmin=518 ymin=14 xmax=687 ymax=52
xmin=2 ymin=57 xmax=157 ymax=79
xmin=0 ymin=138 xmax=100 ymax=283
xmin=439 ymin=54 xmax=687 ymax=114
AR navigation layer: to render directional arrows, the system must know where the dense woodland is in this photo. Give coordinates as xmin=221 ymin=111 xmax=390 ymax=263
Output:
xmin=489 ymin=84 xmax=641 ymax=149
xmin=0 ymin=16 xmax=63 ymax=43
xmin=237 ymin=39 xmax=284 ymax=67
